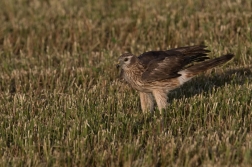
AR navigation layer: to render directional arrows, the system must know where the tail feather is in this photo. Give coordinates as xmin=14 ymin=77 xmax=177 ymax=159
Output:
xmin=177 ymin=54 xmax=234 ymax=85
xmin=186 ymin=54 xmax=234 ymax=75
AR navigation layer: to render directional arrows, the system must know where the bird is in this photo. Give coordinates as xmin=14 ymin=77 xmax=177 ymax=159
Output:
xmin=116 ymin=45 xmax=234 ymax=112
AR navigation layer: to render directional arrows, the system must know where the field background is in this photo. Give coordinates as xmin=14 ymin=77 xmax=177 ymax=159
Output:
xmin=0 ymin=0 xmax=252 ymax=166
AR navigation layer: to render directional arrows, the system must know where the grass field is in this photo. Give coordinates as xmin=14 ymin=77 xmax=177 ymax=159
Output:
xmin=0 ymin=0 xmax=252 ymax=166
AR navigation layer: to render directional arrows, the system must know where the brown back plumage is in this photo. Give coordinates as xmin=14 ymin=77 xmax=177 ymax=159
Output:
xmin=139 ymin=45 xmax=212 ymax=82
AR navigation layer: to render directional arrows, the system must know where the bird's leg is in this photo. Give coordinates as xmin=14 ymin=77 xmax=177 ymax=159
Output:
xmin=152 ymin=90 xmax=168 ymax=111
xmin=139 ymin=92 xmax=154 ymax=112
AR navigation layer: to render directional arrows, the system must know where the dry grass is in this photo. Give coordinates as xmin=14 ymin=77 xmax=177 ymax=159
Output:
xmin=0 ymin=0 xmax=252 ymax=166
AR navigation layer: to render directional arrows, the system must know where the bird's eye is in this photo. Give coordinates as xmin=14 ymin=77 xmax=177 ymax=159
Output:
xmin=124 ymin=58 xmax=129 ymax=62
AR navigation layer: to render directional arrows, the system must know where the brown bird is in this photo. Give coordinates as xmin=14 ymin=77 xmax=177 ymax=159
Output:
xmin=117 ymin=45 xmax=234 ymax=112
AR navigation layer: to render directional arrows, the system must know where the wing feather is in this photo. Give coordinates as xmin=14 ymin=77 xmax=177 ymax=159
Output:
xmin=141 ymin=55 xmax=183 ymax=81
xmin=140 ymin=45 xmax=210 ymax=82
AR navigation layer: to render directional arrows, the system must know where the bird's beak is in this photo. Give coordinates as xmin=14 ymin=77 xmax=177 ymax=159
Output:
xmin=116 ymin=61 xmax=120 ymax=69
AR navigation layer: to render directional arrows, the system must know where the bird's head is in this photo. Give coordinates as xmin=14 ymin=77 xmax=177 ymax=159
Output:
xmin=117 ymin=53 xmax=137 ymax=70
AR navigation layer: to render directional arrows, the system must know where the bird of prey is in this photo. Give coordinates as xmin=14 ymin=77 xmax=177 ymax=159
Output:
xmin=117 ymin=45 xmax=234 ymax=112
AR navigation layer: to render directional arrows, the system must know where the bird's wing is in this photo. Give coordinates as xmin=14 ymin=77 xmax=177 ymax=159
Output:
xmin=166 ymin=45 xmax=210 ymax=55
xmin=140 ymin=45 xmax=210 ymax=82
xmin=141 ymin=55 xmax=184 ymax=82
xmin=138 ymin=50 xmax=179 ymax=68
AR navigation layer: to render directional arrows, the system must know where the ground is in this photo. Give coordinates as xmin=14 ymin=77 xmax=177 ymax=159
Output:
xmin=0 ymin=0 xmax=252 ymax=166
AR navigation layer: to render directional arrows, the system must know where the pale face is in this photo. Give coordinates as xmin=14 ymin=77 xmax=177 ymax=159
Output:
xmin=117 ymin=53 xmax=135 ymax=70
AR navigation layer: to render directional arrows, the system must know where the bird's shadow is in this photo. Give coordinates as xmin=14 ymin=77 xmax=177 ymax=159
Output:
xmin=167 ymin=67 xmax=252 ymax=102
